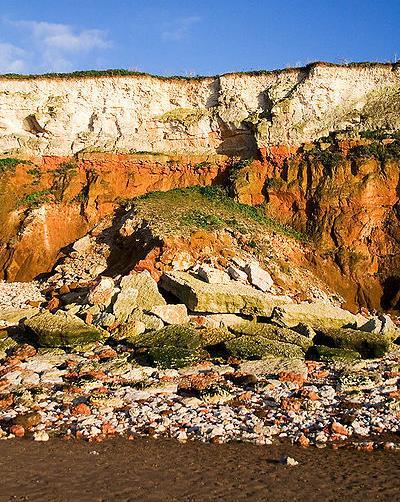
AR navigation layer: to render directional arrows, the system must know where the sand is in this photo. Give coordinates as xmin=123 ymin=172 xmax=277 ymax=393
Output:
xmin=0 ymin=438 xmax=399 ymax=501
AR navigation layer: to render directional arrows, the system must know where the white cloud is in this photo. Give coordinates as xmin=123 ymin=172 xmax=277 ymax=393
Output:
xmin=2 ymin=19 xmax=112 ymax=72
xmin=161 ymin=16 xmax=201 ymax=42
xmin=0 ymin=42 xmax=27 ymax=73
xmin=12 ymin=20 xmax=110 ymax=52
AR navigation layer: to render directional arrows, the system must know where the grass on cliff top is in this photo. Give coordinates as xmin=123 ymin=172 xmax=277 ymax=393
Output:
xmin=131 ymin=185 xmax=306 ymax=242
xmin=0 ymin=61 xmax=396 ymax=81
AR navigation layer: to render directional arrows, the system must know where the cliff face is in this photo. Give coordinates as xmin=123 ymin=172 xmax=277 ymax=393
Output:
xmin=0 ymin=63 xmax=399 ymax=312
xmin=1 ymin=63 xmax=399 ymax=157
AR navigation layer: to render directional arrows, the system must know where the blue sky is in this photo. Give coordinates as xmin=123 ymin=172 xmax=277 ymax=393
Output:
xmin=0 ymin=0 xmax=399 ymax=75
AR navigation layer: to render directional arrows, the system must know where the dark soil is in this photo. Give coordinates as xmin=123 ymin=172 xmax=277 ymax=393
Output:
xmin=0 ymin=438 xmax=398 ymax=501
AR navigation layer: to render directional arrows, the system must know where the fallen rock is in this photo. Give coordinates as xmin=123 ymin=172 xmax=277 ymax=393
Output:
xmin=115 ymin=319 xmax=146 ymax=342
xmin=197 ymin=265 xmax=231 ymax=285
xmin=0 ymin=307 xmax=39 ymax=326
xmin=87 ymin=277 xmax=115 ymax=307
xmin=227 ymin=265 xmax=248 ymax=282
xmin=129 ymin=309 xmax=164 ymax=331
xmin=316 ymin=327 xmax=391 ymax=358
xmin=308 ymin=344 xmax=362 ymax=362
xmin=150 ymin=304 xmax=189 ymax=325
xmin=113 ymin=287 xmax=138 ymax=323
xmin=244 ymin=263 xmax=274 ymax=292
xmin=132 ymin=325 xmax=207 ymax=369
xmin=229 ymin=321 xmax=313 ymax=351
xmin=161 ymin=271 xmax=291 ymax=315
xmin=225 ymin=335 xmax=305 ymax=359
xmin=359 ymin=314 xmax=400 ymax=341
xmin=24 ymin=311 xmax=106 ymax=348
xmin=272 ymin=301 xmax=366 ymax=330
xmin=119 ymin=272 xmax=166 ymax=311
xmin=201 ymin=313 xmax=247 ymax=328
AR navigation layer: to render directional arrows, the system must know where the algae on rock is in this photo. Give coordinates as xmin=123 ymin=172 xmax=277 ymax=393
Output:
xmin=24 ymin=311 xmax=106 ymax=348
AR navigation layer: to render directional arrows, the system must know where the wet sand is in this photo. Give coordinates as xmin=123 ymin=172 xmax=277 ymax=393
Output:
xmin=0 ymin=438 xmax=398 ymax=501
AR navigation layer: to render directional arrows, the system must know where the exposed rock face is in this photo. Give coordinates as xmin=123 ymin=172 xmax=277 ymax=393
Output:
xmin=0 ymin=63 xmax=399 ymax=314
xmin=161 ymin=271 xmax=291 ymax=315
xmin=1 ymin=63 xmax=399 ymax=156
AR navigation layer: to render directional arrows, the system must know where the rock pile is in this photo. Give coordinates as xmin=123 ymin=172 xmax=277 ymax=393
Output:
xmin=0 ymin=259 xmax=399 ymax=446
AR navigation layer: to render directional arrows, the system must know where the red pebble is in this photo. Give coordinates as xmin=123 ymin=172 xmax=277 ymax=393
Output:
xmin=10 ymin=425 xmax=25 ymax=438
xmin=71 ymin=403 xmax=92 ymax=416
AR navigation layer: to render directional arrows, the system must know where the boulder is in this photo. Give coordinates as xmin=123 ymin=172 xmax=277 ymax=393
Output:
xmin=201 ymin=313 xmax=247 ymax=328
xmin=129 ymin=309 xmax=164 ymax=331
xmin=24 ymin=311 xmax=106 ymax=348
xmin=225 ymin=335 xmax=305 ymax=359
xmin=271 ymin=301 xmax=366 ymax=330
xmin=119 ymin=272 xmax=166 ymax=311
xmin=161 ymin=271 xmax=291 ymax=315
xmin=308 ymin=345 xmax=362 ymax=363
xmin=227 ymin=265 xmax=248 ymax=282
xmin=244 ymin=263 xmax=274 ymax=292
xmin=115 ymin=319 xmax=146 ymax=342
xmin=229 ymin=321 xmax=313 ymax=351
xmin=199 ymin=327 xmax=235 ymax=346
xmin=87 ymin=277 xmax=115 ymax=307
xmin=132 ymin=325 xmax=207 ymax=369
xmin=359 ymin=314 xmax=400 ymax=341
xmin=0 ymin=307 xmax=39 ymax=326
xmin=150 ymin=304 xmax=189 ymax=325
xmin=316 ymin=327 xmax=391 ymax=358
xmin=113 ymin=288 xmax=138 ymax=323
xmin=197 ymin=265 xmax=231 ymax=284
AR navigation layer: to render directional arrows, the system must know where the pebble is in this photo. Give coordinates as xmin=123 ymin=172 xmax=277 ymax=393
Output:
xmin=33 ymin=431 xmax=50 ymax=442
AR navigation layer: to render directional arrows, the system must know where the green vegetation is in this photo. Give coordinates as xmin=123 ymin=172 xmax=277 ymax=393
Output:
xmin=0 ymin=157 xmax=29 ymax=174
xmin=134 ymin=185 xmax=307 ymax=242
xmin=1 ymin=62 xmax=393 ymax=81
xmin=181 ymin=210 xmax=225 ymax=230
xmin=228 ymin=158 xmax=253 ymax=186
xmin=350 ymin=139 xmax=400 ymax=162
xmin=305 ymin=147 xmax=343 ymax=175
xmin=20 ymin=189 xmax=53 ymax=207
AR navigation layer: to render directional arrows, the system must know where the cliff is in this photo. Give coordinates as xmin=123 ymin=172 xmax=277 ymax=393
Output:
xmin=0 ymin=62 xmax=399 ymax=313
xmin=1 ymin=62 xmax=399 ymax=157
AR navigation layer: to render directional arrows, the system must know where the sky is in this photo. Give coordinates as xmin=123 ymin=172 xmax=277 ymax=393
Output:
xmin=0 ymin=0 xmax=399 ymax=76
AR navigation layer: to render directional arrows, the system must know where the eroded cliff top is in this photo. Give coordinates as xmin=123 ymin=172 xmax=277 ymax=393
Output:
xmin=1 ymin=61 xmax=399 ymax=157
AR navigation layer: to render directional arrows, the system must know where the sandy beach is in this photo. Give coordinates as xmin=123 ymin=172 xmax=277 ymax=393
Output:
xmin=0 ymin=438 xmax=399 ymax=501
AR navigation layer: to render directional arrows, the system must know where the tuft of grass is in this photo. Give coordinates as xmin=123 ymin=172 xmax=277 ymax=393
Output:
xmin=0 ymin=158 xmax=30 ymax=174
xmin=20 ymin=189 xmax=53 ymax=207
xmin=350 ymin=139 xmax=400 ymax=162
xmin=181 ymin=210 xmax=225 ymax=230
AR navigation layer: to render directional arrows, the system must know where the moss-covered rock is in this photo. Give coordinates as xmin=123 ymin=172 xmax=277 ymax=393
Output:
xmin=131 ymin=324 xmax=202 ymax=350
xmin=225 ymin=335 xmax=305 ymax=360
xmin=24 ymin=311 xmax=106 ymax=348
xmin=307 ymin=344 xmax=362 ymax=363
xmin=229 ymin=321 xmax=313 ymax=350
xmin=148 ymin=345 xmax=208 ymax=369
xmin=199 ymin=327 xmax=235 ymax=346
xmin=316 ymin=327 xmax=391 ymax=358
xmin=132 ymin=324 xmax=209 ymax=368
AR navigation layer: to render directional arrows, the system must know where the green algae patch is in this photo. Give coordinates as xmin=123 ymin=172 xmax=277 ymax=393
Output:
xmin=199 ymin=327 xmax=235 ymax=346
xmin=24 ymin=311 xmax=106 ymax=348
xmin=307 ymin=344 xmax=362 ymax=363
xmin=229 ymin=321 xmax=313 ymax=351
xmin=225 ymin=335 xmax=305 ymax=360
xmin=316 ymin=327 xmax=391 ymax=359
xmin=148 ymin=345 xmax=208 ymax=369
